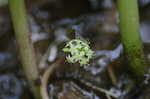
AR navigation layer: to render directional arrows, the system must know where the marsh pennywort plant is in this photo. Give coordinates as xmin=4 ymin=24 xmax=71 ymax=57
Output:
xmin=9 ymin=0 xmax=41 ymax=99
xmin=63 ymin=39 xmax=94 ymax=66
xmin=117 ymin=0 xmax=148 ymax=78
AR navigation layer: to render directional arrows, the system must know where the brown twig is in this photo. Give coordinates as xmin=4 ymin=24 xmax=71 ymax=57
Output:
xmin=107 ymin=64 xmax=117 ymax=85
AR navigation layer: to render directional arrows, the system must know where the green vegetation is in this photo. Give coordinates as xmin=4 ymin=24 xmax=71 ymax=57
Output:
xmin=117 ymin=0 xmax=148 ymax=78
xmin=9 ymin=0 xmax=41 ymax=99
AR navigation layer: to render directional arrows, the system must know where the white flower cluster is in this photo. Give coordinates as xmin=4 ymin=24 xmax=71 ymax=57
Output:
xmin=63 ymin=39 xmax=94 ymax=66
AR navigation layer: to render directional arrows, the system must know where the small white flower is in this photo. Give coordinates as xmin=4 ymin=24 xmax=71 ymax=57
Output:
xmin=63 ymin=39 xmax=94 ymax=66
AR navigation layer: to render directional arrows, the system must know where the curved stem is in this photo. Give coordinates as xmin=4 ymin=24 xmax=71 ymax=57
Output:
xmin=41 ymin=58 xmax=64 ymax=99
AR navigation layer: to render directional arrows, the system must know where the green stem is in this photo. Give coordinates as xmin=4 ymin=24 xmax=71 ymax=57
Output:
xmin=117 ymin=0 xmax=148 ymax=78
xmin=9 ymin=0 xmax=41 ymax=99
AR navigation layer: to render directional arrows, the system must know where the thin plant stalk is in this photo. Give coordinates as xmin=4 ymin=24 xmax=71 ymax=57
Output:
xmin=9 ymin=0 xmax=41 ymax=99
xmin=117 ymin=0 xmax=148 ymax=78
